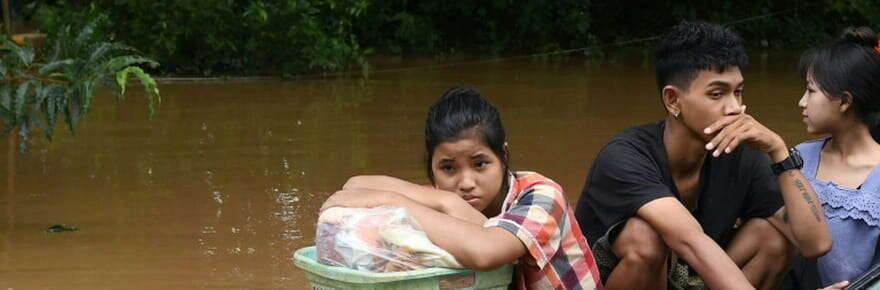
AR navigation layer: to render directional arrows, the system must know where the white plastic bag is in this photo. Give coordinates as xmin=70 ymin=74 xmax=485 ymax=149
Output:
xmin=316 ymin=206 xmax=463 ymax=272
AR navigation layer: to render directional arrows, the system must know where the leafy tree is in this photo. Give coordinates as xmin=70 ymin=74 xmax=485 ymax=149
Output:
xmin=0 ymin=20 xmax=160 ymax=153
xmin=20 ymin=0 xmax=880 ymax=76
xmin=33 ymin=0 xmax=369 ymax=76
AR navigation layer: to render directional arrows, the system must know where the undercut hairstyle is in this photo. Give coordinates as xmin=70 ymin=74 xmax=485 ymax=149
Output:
xmin=800 ymin=26 xmax=880 ymax=142
xmin=655 ymin=21 xmax=748 ymax=93
xmin=424 ymin=85 xmax=510 ymax=193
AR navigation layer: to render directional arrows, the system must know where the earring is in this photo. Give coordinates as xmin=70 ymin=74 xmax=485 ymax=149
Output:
xmin=673 ymin=111 xmax=680 ymax=118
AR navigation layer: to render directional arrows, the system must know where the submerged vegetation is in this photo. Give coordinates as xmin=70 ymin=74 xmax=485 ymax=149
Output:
xmin=0 ymin=20 xmax=160 ymax=153
xmin=45 ymin=223 xmax=78 ymax=233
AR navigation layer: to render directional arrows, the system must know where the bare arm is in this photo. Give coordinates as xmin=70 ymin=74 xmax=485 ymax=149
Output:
xmin=321 ymin=187 xmax=525 ymax=271
xmin=765 ymin=158 xmax=832 ymax=258
xmin=705 ymin=110 xmax=831 ymax=258
xmin=343 ymin=175 xmax=488 ymax=224
xmin=819 ymin=281 xmax=850 ymax=290
xmin=638 ymin=197 xmax=755 ymax=289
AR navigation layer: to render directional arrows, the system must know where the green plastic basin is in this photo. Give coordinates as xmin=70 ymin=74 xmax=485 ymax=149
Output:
xmin=292 ymin=246 xmax=513 ymax=290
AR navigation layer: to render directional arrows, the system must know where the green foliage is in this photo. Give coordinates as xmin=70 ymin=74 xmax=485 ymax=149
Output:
xmin=19 ymin=0 xmax=880 ymax=76
xmin=33 ymin=0 xmax=368 ymax=76
xmin=587 ymin=1 xmax=879 ymax=49
xmin=0 ymin=20 xmax=160 ymax=153
xmin=29 ymin=0 xmax=593 ymax=73
xmin=355 ymin=0 xmax=593 ymax=55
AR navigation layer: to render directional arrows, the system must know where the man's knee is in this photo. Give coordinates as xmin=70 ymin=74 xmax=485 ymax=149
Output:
xmin=612 ymin=217 xmax=669 ymax=267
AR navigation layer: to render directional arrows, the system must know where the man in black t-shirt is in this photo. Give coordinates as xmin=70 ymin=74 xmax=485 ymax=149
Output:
xmin=575 ymin=22 xmax=832 ymax=289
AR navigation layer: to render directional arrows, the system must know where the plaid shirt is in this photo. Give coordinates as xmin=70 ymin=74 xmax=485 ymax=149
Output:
xmin=484 ymin=171 xmax=603 ymax=290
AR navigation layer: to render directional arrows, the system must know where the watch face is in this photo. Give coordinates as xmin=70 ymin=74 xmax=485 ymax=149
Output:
xmin=772 ymin=148 xmax=805 ymax=175
xmin=790 ymin=148 xmax=804 ymax=168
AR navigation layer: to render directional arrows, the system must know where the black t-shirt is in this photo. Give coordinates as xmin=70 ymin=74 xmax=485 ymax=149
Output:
xmin=575 ymin=121 xmax=784 ymax=248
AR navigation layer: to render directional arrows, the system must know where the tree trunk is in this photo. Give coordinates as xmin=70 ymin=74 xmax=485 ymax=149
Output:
xmin=7 ymin=133 xmax=13 ymax=193
xmin=2 ymin=0 xmax=11 ymax=35
xmin=3 ymin=133 xmax=16 ymax=270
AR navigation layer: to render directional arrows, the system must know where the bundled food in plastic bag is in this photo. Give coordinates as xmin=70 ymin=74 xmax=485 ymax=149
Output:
xmin=316 ymin=206 xmax=463 ymax=272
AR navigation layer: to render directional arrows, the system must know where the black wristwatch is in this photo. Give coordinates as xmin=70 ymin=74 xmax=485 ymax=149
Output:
xmin=771 ymin=147 xmax=804 ymax=175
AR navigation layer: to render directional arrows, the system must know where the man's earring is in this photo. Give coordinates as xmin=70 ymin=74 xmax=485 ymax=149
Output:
xmin=673 ymin=111 xmax=680 ymax=118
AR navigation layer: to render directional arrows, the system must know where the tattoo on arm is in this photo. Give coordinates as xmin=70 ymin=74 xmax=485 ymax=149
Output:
xmin=788 ymin=171 xmax=823 ymax=222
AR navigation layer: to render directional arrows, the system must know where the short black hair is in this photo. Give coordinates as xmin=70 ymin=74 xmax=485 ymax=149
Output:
xmin=655 ymin=21 xmax=748 ymax=92
xmin=424 ymin=85 xmax=509 ymax=191
xmin=800 ymin=26 xmax=880 ymax=142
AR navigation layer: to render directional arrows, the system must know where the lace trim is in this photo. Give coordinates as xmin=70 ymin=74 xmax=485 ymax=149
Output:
xmin=809 ymin=178 xmax=880 ymax=227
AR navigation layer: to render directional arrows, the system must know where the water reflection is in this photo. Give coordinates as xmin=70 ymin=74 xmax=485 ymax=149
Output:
xmin=0 ymin=51 xmax=813 ymax=288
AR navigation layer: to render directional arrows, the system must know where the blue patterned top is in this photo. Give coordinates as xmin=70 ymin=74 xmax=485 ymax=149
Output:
xmin=796 ymin=138 xmax=880 ymax=286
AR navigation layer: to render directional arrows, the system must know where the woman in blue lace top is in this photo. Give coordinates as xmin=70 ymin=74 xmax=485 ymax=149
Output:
xmin=794 ymin=27 xmax=880 ymax=289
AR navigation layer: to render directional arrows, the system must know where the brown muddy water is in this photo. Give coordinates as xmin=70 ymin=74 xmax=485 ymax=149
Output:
xmin=0 ymin=51 xmax=814 ymax=289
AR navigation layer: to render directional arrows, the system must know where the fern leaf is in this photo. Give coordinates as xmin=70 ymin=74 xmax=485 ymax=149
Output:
xmin=131 ymin=67 xmax=160 ymax=117
xmin=31 ymin=84 xmax=56 ymax=140
xmin=0 ymin=17 xmax=162 ymax=152
xmin=0 ymin=40 xmax=18 ymax=53
xmin=65 ymin=94 xmax=81 ymax=135
xmin=45 ymin=37 xmax=65 ymax=65
xmin=46 ymin=91 xmax=57 ymax=130
xmin=0 ymin=104 xmax=11 ymax=127
xmin=18 ymin=119 xmax=29 ymax=154
xmin=48 ymin=72 xmax=69 ymax=81
xmin=0 ymin=40 xmax=32 ymax=65
xmin=99 ymin=42 xmax=136 ymax=56
xmin=115 ymin=67 xmax=130 ymax=97
xmin=0 ymin=85 xmax=10 ymax=111
xmin=39 ymin=59 xmax=75 ymax=75
xmin=14 ymin=81 xmax=30 ymax=124
xmin=86 ymin=43 xmax=138 ymax=74
xmin=80 ymin=81 xmax=95 ymax=114
xmin=115 ymin=66 xmax=160 ymax=117
xmin=45 ymin=86 xmax=65 ymax=131
xmin=28 ymin=110 xmax=51 ymax=141
xmin=34 ymin=84 xmax=48 ymax=111
xmin=88 ymin=42 xmax=113 ymax=64
xmin=74 ymin=22 xmax=97 ymax=52
xmin=14 ymin=44 xmax=35 ymax=66
xmin=0 ymin=84 xmax=11 ymax=132
xmin=134 ymin=68 xmax=160 ymax=97
xmin=46 ymin=86 xmax=64 ymax=128
xmin=107 ymin=56 xmax=158 ymax=73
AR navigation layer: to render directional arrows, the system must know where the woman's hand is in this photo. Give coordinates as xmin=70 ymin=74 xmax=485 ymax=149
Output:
xmin=319 ymin=188 xmax=400 ymax=212
xmin=819 ymin=281 xmax=849 ymax=290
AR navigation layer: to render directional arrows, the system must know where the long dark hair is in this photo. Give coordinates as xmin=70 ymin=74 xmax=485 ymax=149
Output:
xmin=800 ymin=27 xmax=880 ymax=142
xmin=424 ymin=85 xmax=510 ymax=194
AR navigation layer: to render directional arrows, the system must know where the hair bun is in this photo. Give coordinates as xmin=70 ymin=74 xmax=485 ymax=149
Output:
xmin=841 ymin=26 xmax=878 ymax=47
xmin=867 ymin=112 xmax=880 ymax=140
xmin=868 ymin=111 xmax=880 ymax=123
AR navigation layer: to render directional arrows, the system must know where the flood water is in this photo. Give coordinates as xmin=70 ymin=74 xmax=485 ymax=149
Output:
xmin=0 ymin=51 xmax=814 ymax=289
